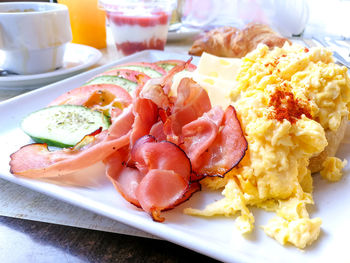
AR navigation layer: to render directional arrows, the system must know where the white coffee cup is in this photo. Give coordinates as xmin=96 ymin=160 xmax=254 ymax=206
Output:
xmin=0 ymin=2 xmax=72 ymax=75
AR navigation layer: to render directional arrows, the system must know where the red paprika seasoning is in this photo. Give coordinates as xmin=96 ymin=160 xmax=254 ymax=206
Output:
xmin=268 ymin=89 xmax=312 ymax=124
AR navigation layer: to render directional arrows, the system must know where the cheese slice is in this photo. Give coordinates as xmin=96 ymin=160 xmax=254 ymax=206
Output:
xmin=196 ymin=52 xmax=242 ymax=82
xmin=170 ymin=52 xmax=242 ymax=109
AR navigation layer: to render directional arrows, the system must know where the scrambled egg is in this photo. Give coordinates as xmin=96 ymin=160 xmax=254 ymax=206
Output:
xmin=320 ymin=157 xmax=347 ymax=182
xmin=183 ymin=44 xmax=350 ymax=248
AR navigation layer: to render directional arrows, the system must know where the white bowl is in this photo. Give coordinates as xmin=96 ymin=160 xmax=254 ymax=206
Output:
xmin=0 ymin=2 xmax=72 ymax=75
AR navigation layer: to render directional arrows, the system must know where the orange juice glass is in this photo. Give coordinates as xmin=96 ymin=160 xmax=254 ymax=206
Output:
xmin=58 ymin=0 xmax=106 ymax=49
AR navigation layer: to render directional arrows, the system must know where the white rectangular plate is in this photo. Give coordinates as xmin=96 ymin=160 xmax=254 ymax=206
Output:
xmin=0 ymin=50 xmax=349 ymax=263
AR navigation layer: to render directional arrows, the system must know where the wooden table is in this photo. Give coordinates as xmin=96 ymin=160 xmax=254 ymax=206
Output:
xmin=0 ymin=34 xmax=221 ymax=262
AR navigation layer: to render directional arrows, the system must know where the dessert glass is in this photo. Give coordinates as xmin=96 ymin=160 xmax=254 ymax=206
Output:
xmin=99 ymin=0 xmax=175 ymax=56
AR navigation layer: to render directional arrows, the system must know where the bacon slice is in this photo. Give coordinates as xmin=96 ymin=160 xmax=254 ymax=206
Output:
xmin=10 ymin=106 xmax=134 ymax=178
xmin=182 ymin=106 xmax=224 ymax=170
xmin=197 ymin=105 xmax=248 ymax=176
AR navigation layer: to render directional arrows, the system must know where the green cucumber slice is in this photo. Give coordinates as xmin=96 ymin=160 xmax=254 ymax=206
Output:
xmin=21 ymin=105 xmax=110 ymax=148
xmin=85 ymin=76 xmax=138 ymax=93
xmin=114 ymin=65 xmax=163 ymax=78
xmin=157 ymin=63 xmax=176 ymax=72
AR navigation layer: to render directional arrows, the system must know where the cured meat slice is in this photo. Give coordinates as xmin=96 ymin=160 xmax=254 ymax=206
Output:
xmin=198 ymin=106 xmax=248 ymax=176
xmin=130 ymin=98 xmax=158 ymax=147
xmin=163 ymin=78 xmax=212 ymax=142
xmin=10 ymin=106 xmax=134 ymax=178
xmin=128 ymin=135 xmax=199 ymax=221
xmin=131 ymin=135 xmax=192 ymax=181
xmin=159 ymin=58 xmax=194 ymax=95
xmin=139 ymin=59 xmax=194 ymax=109
xmin=182 ymin=106 xmax=224 ymax=170
xmin=139 ymin=78 xmax=171 ymax=109
xmin=165 ymin=181 xmax=201 ymax=210
xmin=149 ymin=121 xmax=166 ymax=142
xmin=105 ymin=149 xmax=143 ymax=207
xmin=136 ymin=169 xmax=188 ymax=222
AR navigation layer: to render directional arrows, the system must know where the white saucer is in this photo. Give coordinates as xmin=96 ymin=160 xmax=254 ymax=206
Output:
xmin=0 ymin=43 xmax=102 ymax=89
xmin=167 ymin=26 xmax=202 ymax=41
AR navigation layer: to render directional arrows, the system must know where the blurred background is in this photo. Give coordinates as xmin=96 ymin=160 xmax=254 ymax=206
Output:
xmin=2 ymin=0 xmax=348 ymax=39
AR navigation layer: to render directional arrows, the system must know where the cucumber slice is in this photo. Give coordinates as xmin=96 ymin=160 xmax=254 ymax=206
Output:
xmin=85 ymin=76 xmax=138 ymax=93
xmin=21 ymin=105 xmax=110 ymax=148
xmin=114 ymin=65 xmax=163 ymax=78
xmin=157 ymin=63 xmax=175 ymax=72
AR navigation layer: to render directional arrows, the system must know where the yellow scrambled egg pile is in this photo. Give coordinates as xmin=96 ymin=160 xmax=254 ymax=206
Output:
xmin=184 ymin=44 xmax=350 ymax=248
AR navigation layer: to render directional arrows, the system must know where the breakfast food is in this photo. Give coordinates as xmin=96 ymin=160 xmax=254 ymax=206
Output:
xmin=309 ymin=115 xmax=348 ymax=173
xmin=8 ymin=42 xmax=350 ymax=249
xmin=189 ymin=23 xmax=290 ymax=58
xmin=9 ymin=59 xmax=248 ymax=222
xmin=21 ymin=105 xmax=110 ymax=148
xmin=183 ymin=44 xmax=350 ymax=248
xmin=106 ymin=11 xmax=170 ymax=55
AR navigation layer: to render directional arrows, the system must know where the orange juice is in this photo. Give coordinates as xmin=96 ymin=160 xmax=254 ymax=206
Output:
xmin=58 ymin=0 xmax=106 ymax=49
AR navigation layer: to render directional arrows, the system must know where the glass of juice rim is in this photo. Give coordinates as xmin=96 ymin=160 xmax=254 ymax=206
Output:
xmin=99 ymin=0 xmax=176 ymax=56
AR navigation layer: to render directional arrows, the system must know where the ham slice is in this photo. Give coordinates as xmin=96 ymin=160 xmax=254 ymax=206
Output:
xmin=149 ymin=121 xmax=166 ymax=141
xmin=130 ymin=135 xmax=199 ymax=221
xmin=182 ymin=106 xmax=224 ymax=170
xmin=163 ymin=78 xmax=212 ymax=143
xmin=139 ymin=58 xmax=194 ymax=109
xmin=139 ymin=79 xmax=171 ymax=109
xmin=160 ymin=58 xmax=193 ymax=94
xmin=136 ymin=169 xmax=188 ymax=222
xmin=131 ymin=135 xmax=192 ymax=181
xmin=197 ymin=106 xmax=248 ymax=176
xmin=105 ymin=149 xmax=143 ymax=207
xmin=130 ymin=98 xmax=158 ymax=147
xmin=10 ymin=106 xmax=134 ymax=178
xmin=106 ymin=134 xmax=198 ymax=221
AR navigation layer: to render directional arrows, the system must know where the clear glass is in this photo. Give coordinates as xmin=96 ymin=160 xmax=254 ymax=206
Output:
xmin=58 ymin=0 xmax=107 ymax=49
xmin=99 ymin=0 xmax=176 ymax=56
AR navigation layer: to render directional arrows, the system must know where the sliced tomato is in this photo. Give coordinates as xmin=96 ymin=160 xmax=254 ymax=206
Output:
xmin=49 ymin=84 xmax=133 ymax=117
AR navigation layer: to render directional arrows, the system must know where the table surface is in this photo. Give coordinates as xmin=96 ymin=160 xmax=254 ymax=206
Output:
xmin=1 ymin=29 xmax=349 ymax=262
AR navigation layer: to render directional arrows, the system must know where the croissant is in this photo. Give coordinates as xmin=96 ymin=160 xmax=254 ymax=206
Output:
xmin=189 ymin=23 xmax=291 ymax=58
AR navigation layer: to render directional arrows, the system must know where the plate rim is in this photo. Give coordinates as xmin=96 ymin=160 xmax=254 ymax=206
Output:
xmin=0 ymin=43 xmax=102 ymax=86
